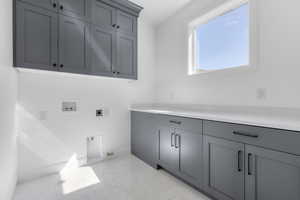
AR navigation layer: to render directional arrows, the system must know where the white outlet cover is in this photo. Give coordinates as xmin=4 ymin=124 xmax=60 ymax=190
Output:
xmin=256 ymin=88 xmax=267 ymax=100
xmin=39 ymin=111 xmax=48 ymax=121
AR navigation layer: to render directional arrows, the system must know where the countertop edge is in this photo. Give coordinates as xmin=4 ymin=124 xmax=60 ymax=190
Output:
xmin=130 ymin=108 xmax=300 ymax=133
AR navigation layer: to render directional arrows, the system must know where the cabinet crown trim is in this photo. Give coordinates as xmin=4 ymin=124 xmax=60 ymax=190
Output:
xmin=98 ymin=0 xmax=143 ymax=16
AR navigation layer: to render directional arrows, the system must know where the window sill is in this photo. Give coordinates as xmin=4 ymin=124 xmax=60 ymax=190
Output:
xmin=188 ymin=64 xmax=257 ymax=76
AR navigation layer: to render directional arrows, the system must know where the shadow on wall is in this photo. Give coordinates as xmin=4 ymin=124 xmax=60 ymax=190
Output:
xmin=16 ymin=104 xmax=101 ymax=195
xmin=16 ymin=104 xmax=78 ymax=182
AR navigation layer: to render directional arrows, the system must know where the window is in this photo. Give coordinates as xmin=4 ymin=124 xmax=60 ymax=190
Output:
xmin=189 ymin=0 xmax=255 ymax=74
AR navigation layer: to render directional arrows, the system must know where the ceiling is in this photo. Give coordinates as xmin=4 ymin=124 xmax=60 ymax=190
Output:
xmin=130 ymin=0 xmax=192 ymax=26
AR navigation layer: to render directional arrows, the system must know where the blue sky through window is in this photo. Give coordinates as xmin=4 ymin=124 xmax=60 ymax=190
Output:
xmin=196 ymin=3 xmax=249 ymax=70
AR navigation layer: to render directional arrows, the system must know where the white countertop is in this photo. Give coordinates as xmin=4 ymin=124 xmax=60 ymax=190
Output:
xmin=130 ymin=104 xmax=300 ymax=132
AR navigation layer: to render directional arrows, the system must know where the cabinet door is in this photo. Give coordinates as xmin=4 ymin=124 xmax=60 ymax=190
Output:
xmin=59 ymin=16 xmax=91 ymax=74
xmin=18 ymin=0 xmax=57 ymax=11
xmin=179 ymin=129 xmax=203 ymax=186
xmin=159 ymin=127 xmax=179 ymax=171
xmin=91 ymin=26 xmax=116 ymax=76
xmin=131 ymin=112 xmax=158 ymax=167
xmin=16 ymin=2 xmax=58 ymax=71
xmin=204 ymin=136 xmax=245 ymax=200
xmin=59 ymin=0 xmax=91 ymax=21
xmin=245 ymin=145 xmax=300 ymax=200
xmin=117 ymin=10 xmax=137 ymax=36
xmin=115 ymin=33 xmax=137 ymax=79
xmin=92 ymin=1 xmax=116 ymax=31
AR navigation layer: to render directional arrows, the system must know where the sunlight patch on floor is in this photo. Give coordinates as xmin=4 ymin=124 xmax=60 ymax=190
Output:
xmin=59 ymin=154 xmax=100 ymax=194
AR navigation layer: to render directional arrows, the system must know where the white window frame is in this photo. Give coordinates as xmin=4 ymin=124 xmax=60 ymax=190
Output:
xmin=188 ymin=0 xmax=259 ymax=75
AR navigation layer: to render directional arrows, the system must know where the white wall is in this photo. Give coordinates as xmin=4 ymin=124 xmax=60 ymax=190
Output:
xmin=0 ymin=1 xmax=18 ymax=199
xmin=17 ymin=15 xmax=156 ymax=183
xmin=155 ymin=0 xmax=300 ymax=108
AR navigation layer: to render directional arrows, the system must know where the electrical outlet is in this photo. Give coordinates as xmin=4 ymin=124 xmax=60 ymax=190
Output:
xmin=107 ymin=152 xmax=114 ymax=157
xmin=96 ymin=109 xmax=104 ymax=117
xmin=256 ymin=88 xmax=267 ymax=100
xmin=39 ymin=111 xmax=48 ymax=121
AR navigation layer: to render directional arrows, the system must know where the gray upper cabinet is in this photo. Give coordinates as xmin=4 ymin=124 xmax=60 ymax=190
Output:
xmin=17 ymin=0 xmax=58 ymax=12
xmin=91 ymin=26 xmax=116 ymax=76
xmin=117 ymin=10 xmax=137 ymax=36
xmin=15 ymin=2 xmax=58 ymax=71
xmin=92 ymin=1 xmax=116 ymax=30
xmin=115 ymin=33 xmax=137 ymax=79
xmin=59 ymin=0 xmax=91 ymax=21
xmin=245 ymin=145 xmax=300 ymax=200
xmin=59 ymin=16 xmax=91 ymax=74
xmin=204 ymin=136 xmax=244 ymax=200
xmin=92 ymin=1 xmax=138 ymax=79
xmin=14 ymin=0 xmax=142 ymax=79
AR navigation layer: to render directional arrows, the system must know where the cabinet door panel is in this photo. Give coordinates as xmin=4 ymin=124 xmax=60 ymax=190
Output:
xmin=245 ymin=145 xmax=300 ymax=200
xmin=91 ymin=26 xmax=116 ymax=76
xmin=16 ymin=3 xmax=58 ymax=71
xmin=179 ymin=129 xmax=203 ymax=186
xmin=131 ymin=112 xmax=158 ymax=167
xmin=115 ymin=33 xmax=137 ymax=79
xmin=92 ymin=1 xmax=116 ymax=31
xmin=117 ymin=10 xmax=137 ymax=36
xmin=18 ymin=0 xmax=57 ymax=11
xmin=204 ymin=136 xmax=244 ymax=200
xmin=59 ymin=16 xmax=90 ymax=74
xmin=159 ymin=127 xmax=179 ymax=171
xmin=59 ymin=0 xmax=91 ymax=21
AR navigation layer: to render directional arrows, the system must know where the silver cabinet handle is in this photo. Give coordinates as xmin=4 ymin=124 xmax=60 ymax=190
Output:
xmin=248 ymin=153 xmax=253 ymax=175
xmin=169 ymin=120 xmax=182 ymax=125
xmin=175 ymin=134 xmax=180 ymax=149
xmin=237 ymin=150 xmax=243 ymax=172
xmin=171 ymin=133 xmax=175 ymax=147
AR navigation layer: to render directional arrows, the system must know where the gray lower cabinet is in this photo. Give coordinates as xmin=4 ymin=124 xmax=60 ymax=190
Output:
xmin=159 ymin=127 xmax=179 ymax=171
xmin=245 ymin=145 xmax=300 ymax=200
xmin=131 ymin=112 xmax=158 ymax=167
xmin=15 ymin=2 xmax=58 ymax=71
xmin=179 ymin=129 xmax=203 ymax=186
xmin=204 ymin=136 xmax=244 ymax=200
xmin=59 ymin=16 xmax=91 ymax=74
xmin=131 ymin=112 xmax=300 ymax=200
xmin=158 ymin=115 xmax=203 ymax=188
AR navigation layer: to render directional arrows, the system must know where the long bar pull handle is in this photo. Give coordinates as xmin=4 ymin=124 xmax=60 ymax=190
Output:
xmin=171 ymin=133 xmax=175 ymax=147
xmin=233 ymin=131 xmax=259 ymax=138
xmin=238 ymin=150 xmax=243 ymax=172
xmin=248 ymin=153 xmax=253 ymax=175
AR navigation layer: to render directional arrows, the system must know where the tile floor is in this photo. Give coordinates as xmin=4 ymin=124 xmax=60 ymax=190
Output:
xmin=14 ymin=155 xmax=211 ymax=200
